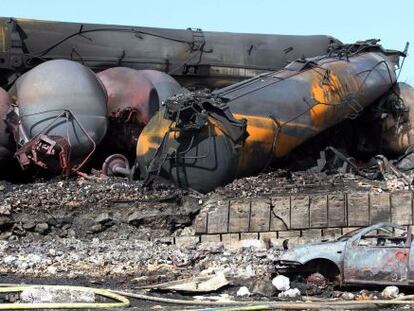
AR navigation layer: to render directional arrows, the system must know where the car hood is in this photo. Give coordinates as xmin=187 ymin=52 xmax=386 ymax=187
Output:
xmin=277 ymin=239 xmax=347 ymax=265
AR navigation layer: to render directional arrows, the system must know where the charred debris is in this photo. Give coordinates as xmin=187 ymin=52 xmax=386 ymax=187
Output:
xmin=0 ymin=18 xmax=412 ymax=193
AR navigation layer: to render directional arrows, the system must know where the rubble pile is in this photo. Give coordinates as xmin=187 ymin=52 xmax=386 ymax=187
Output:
xmin=211 ymin=169 xmax=389 ymax=199
xmin=0 ymin=167 xmax=405 ymax=243
xmin=0 ymin=177 xmax=201 ymax=241
xmin=0 ymin=168 xmax=400 ymax=242
xmin=0 ymin=177 xmax=181 ymax=212
xmin=0 ymin=238 xmax=278 ymax=284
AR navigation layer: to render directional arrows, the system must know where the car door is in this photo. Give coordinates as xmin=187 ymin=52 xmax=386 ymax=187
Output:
xmin=343 ymin=224 xmax=410 ymax=285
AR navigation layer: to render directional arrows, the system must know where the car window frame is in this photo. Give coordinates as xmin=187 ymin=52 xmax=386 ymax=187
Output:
xmin=351 ymin=224 xmax=411 ymax=248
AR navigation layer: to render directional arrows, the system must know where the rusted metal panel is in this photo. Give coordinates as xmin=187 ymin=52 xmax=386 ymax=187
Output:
xmin=276 ymin=223 xmax=413 ymax=286
xmin=343 ymin=223 xmax=410 ymax=284
xmin=344 ymin=246 xmax=409 ymax=284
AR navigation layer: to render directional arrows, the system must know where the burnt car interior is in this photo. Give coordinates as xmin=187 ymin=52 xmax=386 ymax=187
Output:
xmin=357 ymin=226 xmax=410 ymax=247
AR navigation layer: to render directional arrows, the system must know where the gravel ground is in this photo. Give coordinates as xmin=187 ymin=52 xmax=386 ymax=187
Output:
xmin=0 ymin=170 xmax=402 ymax=281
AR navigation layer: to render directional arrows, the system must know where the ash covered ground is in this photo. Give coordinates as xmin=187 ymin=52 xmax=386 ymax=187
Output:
xmin=0 ymin=170 xmax=397 ymax=278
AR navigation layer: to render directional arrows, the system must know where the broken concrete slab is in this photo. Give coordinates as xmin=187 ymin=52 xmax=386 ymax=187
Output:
xmin=272 ymin=275 xmax=290 ymax=291
xmin=153 ymin=272 xmax=229 ymax=293
xmin=278 ymin=288 xmax=301 ymax=298
xmin=236 ymin=286 xmax=250 ymax=297
xmin=20 ymin=286 xmax=95 ymax=303
xmin=381 ymin=286 xmax=399 ymax=299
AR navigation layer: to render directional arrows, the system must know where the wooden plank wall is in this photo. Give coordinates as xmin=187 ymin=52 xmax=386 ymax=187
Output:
xmin=182 ymin=191 xmax=414 ymax=245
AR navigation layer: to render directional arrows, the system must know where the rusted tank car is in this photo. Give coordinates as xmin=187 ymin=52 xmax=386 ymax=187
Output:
xmin=97 ymin=68 xmax=182 ymax=159
xmin=135 ymin=41 xmax=401 ymax=192
xmin=0 ymin=17 xmax=340 ymax=89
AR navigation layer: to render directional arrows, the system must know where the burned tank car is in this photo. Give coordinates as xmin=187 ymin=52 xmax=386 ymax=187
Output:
xmin=0 ymin=17 xmax=340 ymax=89
xmin=7 ymin=59 xmax=108 ymax=174
xmin=135 ymin=41 xmax=401 ymax=193
xmin=376 ymin=82 xmax=414 ymax=155
xmin=0 ymin=87 xmax=12 ymax=167
xmin=97 ymin=68 xmax=182 ymax=158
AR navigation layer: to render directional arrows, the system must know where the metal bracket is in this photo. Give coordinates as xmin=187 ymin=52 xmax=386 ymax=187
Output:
xmin=0 ymin=18 xmax=25 ymax=70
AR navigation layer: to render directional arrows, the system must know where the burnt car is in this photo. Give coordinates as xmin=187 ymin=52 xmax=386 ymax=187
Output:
xmin=275 ymin=223 xmax=414 ymax=286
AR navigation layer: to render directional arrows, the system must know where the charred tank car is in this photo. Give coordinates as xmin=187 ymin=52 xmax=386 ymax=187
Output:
xmin=135 ymin=41 xmax=402 ymax=193
xmin=0 ymin=17 xmax=340 ymax=89
xmin=6 ymin=59 xmax=108 ymax=174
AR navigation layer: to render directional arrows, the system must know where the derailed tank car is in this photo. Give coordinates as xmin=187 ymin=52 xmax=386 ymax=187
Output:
xmin=97 ymin=67 xmax=182 ymax=159
xmin=0 ymin=17 xmax=346 ymax=175
xmin=135 ymin=41 xmax=402 ymax=193
xmin=0 ymin=17 xmax=340 ymax=89
xmin=6 ymin=59 xmax=108 ymax=174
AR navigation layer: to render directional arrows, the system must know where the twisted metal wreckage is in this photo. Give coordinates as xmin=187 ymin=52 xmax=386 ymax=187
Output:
xmin=0 ymin=17 xmax=413 ymax=193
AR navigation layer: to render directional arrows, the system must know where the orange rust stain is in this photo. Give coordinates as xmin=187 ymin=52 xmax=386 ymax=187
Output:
xmin=396 ymin=251 xmax=407 ymax=261
xmin=233 ymin=113 xmax=314 ymax=131
xmin=310 ymin=71 xmax=342 ymax=128
xmin=231 ymin=114 xmax=307 ymax=173
xmin=231 ymin=113 xmax=315 ymax=161
xmin=309 ymin=65 xmax=362 ymax=128
xmin=244 ymin=117 xmax=275 ymax=144
xmin=274 ymin=132 xmax=304 ymax=157
xmin=136 ymin=114 xmax=172 ymax=157
xmin=237 ymin=116 xmax=275 ymax=173
xmin=137 ymin=111 xmax=317 ymax=169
